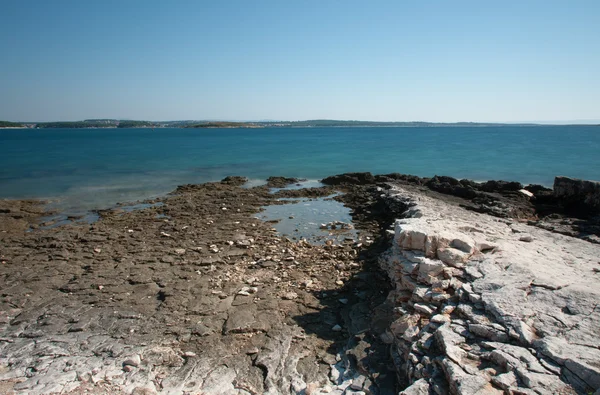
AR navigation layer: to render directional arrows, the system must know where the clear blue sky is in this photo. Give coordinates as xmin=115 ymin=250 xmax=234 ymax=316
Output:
xmin=1 ymin=0 xmax=599 ymax=122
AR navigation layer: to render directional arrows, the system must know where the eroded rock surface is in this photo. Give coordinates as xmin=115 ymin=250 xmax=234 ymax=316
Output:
xmin=0 ymin=180 xmax=395 ymax=394
xmin=378 ymin=185 xmax=600 ymax=394
xmin=1 ymin=174 xmax=599 ymax=395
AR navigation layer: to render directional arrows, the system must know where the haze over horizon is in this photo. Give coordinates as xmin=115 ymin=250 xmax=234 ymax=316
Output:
xmin=1 ymin=0 xmax=599 ymax=123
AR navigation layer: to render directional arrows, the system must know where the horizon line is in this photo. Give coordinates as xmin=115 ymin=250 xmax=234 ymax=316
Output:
xmin=4 ymin=118 xmax=600 ymax=125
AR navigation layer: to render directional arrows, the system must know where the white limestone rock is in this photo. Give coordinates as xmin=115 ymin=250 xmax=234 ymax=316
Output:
xmin=382 ymin=185 xmax=600 ymax=394
xmin=399 ymin=378 xmax=430 ymax=395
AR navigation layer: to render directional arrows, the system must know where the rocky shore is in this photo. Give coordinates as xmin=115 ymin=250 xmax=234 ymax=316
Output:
xmin=0 ymin=173 xmax=599 ymax=394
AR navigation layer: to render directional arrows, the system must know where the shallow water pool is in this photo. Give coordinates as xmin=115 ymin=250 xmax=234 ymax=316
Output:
xmin=260 ymin=194 xmax=358 ymax=244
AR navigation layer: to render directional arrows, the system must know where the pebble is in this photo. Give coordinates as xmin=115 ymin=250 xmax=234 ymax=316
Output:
xmin=519 ymin=235 xmax=534 ymax=242
xmin=282 ymin=292 xmax=298 ymax=300
xmin=330 ymin=367 xmax=340 ymax=382
xmin=430 ymin=314 xmax=451 ymax=324
xmin=331 ymin=324 xmax=342 ymax=332
xmin=441 ymin=304 xmax=456 ymax=314
xmin=338 ymin=298 xmax=348 ymax=304
xmin=237 ymin=286 xmax=258 ymax=296
xmin=123 ymin=355 xmax=141 ymax=367
xmin=174 ymin=248 xmax=186 ymax=255
xmin=414 ymin=303 xmax=434 ymax=315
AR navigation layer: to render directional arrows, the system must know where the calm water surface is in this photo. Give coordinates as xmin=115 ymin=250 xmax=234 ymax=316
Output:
xmin=1 ymin=126 xmax=599 ymax=214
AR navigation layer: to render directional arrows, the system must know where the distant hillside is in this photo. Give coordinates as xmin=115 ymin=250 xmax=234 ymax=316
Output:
xmin=116 ymin=120 xmax=157 ymax=128
xmin=8 ymin=118 xmax=597 ymax=129
xmin=0 ymin=121 xmax=24 ymax=128
xmin=34 ymin=120 xmax=158 ymax=128
xmin=261 ymin=120 xmax=539 ymax=127
xmin=187 ymin=121 xmax=261 ymax=128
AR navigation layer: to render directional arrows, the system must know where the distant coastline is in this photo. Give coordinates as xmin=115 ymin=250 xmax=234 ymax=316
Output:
xmin=1 ymin=118 xmax=599 ymax=129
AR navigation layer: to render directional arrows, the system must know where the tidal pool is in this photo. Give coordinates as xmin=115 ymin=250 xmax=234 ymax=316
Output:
xmin=260 ymin=194 xmax=358 ymax=244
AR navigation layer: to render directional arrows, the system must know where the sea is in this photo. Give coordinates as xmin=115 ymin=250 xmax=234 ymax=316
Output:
xmin=1 ymin=126 xmax=599 ymax=215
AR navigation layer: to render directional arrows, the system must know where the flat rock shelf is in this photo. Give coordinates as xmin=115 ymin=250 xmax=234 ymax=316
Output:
xmin=0 ymin=173 xmax=599 ymax=395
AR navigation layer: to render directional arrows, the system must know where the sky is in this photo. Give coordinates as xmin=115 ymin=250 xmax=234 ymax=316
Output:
xmin=1 ymin=0 xmax=599 ymax=123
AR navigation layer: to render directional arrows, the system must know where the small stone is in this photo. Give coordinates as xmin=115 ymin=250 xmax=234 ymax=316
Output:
xmin=519 ymin=189 xmax=534 ymax=197
xmin=160 ymin=232 xmax=171 ymax=237
xmin=183 ymin=351 xmax=197 ymax=357
xmin=246 ymin=347 xmax=259 ymax=355
xmin=123 ymin=355 xmax=141 ymax=367
xmin=441 ymin=304 xmax=456 ymax=314
xmin=174 ymin=248 xmax=186 ymax=255
xmin=331 ymin=324 xmax=342 ymax=332
xmin=93 ymin=248 xmax=101 ymax=253
xmin=335 ymin=280 xmax=344 ymax=286
xmin=519 ymin=235 xmax=534 ymax=242
xmin=98 ymin=285 xmax=104 ymax=290
xmin=282 ymin=292 xmax=298 ymax=300
xmin=350 ymin=375 xmax=366 ymax=391
xmin=469 ymin=293 xmax=482 ymax=303
xmin=330 ymin=366 xmax=340 ymax=382
xmin=402 ymin=325 xmax=420 ymax=341
xmin=338 ymin=298 xmax=349 ymax=304
xmin=414 ymin=303 xmax=434 ymax=316
xmin=430 ymin=314 xmax=451 ymax=324
xmin=305 ymin=382 xmax=320 ymax=395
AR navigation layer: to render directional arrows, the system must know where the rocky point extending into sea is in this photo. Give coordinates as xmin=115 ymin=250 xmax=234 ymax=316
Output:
xmin=0 ymin=173 xmax=599 ymax=395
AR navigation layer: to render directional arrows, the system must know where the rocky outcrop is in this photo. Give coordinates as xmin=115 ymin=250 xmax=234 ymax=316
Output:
xmin=377 ymin=185 xmax=600 ymax=394
xmin=220 ymin=175 xmax=249 ymax=186
xmin=424 ymin=176 xmax=479 ymax=199
xmin=321 ymin=172 xmax=377 ymax=186
xmin=265 ymin=176 xmax=302 ymax=188
xmin=554 ymin=176 xmax=600 ymax=215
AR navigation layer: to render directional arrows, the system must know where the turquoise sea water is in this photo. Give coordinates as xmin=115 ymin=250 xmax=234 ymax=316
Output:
xmin=1 ymin=126 xmax=599 ymax=214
